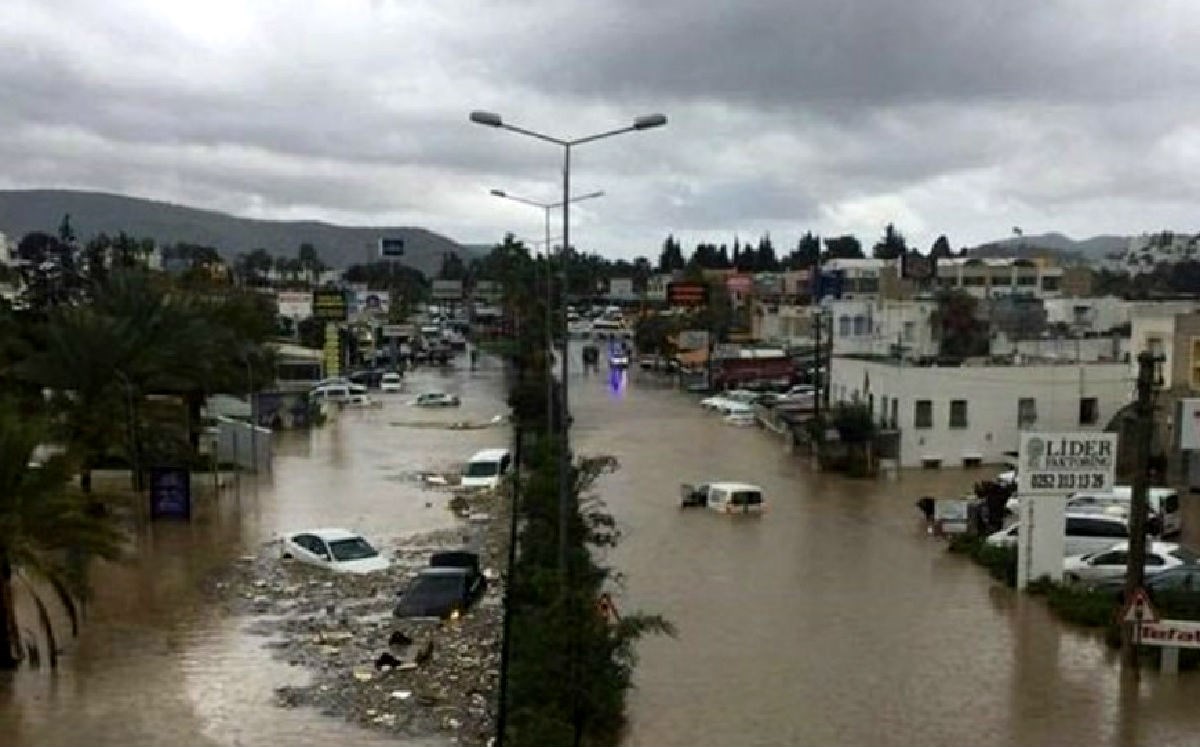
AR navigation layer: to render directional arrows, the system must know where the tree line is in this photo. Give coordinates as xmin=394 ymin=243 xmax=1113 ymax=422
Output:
xmin=0 ymin=216 xmax=276 ymax=670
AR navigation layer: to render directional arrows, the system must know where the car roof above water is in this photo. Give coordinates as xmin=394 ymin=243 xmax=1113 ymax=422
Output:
xmin=468 ymin=448 xmax=510 ymax=462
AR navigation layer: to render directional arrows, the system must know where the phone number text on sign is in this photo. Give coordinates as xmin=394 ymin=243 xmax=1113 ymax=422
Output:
xmin=1028 ymin=472 xmax=1109 ymax=491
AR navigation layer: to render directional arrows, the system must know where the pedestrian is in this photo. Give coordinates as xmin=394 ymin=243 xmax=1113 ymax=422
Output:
xmin=916 ymin=496 xmax=936 ymax=534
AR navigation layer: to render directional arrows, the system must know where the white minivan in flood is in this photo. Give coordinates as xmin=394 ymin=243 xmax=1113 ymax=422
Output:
xmin=460 ymin=448 xmax=512 ymax=490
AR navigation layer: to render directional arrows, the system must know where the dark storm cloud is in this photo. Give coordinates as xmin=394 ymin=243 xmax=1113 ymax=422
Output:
xmin=2 ymin=0 xmax=1199 ymax=256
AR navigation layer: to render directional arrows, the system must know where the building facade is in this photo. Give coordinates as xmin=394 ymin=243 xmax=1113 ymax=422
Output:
xmin=826 ymin=299 xmax=939 ymax=359
xmin=934 ymin=257 xmax=1065 ymax=300
xmin=830 ymin=356 xmax=1133 ymax=468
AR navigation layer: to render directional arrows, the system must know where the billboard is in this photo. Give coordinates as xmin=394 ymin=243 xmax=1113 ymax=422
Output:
xmin=379 ymin=238 xmax=405 ymax=258
xmin=351 ymin=290 xmax=390 ymax=316
xmin=473 ymin=281 xmax=503 ymax=303
xmin=433 ymin=279 xmax=464 ymax=301
xmin=313 ymin=290 xmax=348 ymax=321
xmin=1017 ymin=431 xmax=1117 ymax=495
xmin=667 ymin=281 xmax=709 ymax=307
xmin=149 ymin=467 xmax=191 ymax=520
xmin=276 ymin=291 xmax=312 ymax=319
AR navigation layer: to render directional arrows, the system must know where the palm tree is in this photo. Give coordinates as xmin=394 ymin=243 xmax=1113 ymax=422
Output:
xmin=0 ymin=398 xmax=123 ymax=669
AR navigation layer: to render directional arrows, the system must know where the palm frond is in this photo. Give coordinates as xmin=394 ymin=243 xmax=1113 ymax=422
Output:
xmin=16 ymin=571 xmax=59 ymax=669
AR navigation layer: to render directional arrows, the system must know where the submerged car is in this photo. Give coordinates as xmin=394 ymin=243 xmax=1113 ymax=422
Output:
xmin=393 ymin=564 xmax=486 ymax=619
xmin=280 ymin=529 xmax=390 ymax=574
xmin=1063 ymin=541 xmax=1197 ymax=585
xmin=413 ymin=392 xmax=461 ymax=407
xmin=380 ymin=372 xmax=403 ymax=392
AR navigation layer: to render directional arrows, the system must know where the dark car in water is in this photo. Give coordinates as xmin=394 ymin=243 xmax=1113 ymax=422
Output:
xmin=393 ymin=551 xmax=487 ymax=618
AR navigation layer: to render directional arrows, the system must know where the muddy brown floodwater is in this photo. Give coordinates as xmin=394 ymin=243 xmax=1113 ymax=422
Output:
xmin=0 ymin=359 xmax=512 ymax=747
xmin=570 ymin=351 xmax=1200 ymax=747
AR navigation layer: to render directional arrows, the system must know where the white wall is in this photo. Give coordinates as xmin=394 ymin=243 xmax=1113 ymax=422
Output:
xmin=1129 ymin=302 xmax=1200 ymax=389
xmin=831 ymin=357 xmax=1133 ymax=467
xmin=827 ymin=299 xmax=939 ymax=358
xmin=1043 ymin=296 xmax=1130 ymax=333
xmin=990 ymin=334 xmax=1129 ymax=364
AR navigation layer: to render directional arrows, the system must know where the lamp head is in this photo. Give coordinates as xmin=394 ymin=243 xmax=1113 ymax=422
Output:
xmin=470 ymin=111 xmax=503 ymax=127
xmin=633 ymin=113 xmax=667 ymax=130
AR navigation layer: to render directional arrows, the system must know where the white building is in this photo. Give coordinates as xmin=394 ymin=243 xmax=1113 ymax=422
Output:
xmin=830 ymin=356 xmax=1133 ymax=468
xmin=1043 ymin=296 xmax=1130 ymax=335
xmin=820 ymin=258 xmax=893 ymax=300
xmin=1121 ymin=232 xmax=1200 ymax=275
xmin=934 ymin=257 xmax=1065 ymax=300
xmin=0 ymin=231 xmax=12 ymax=265
xmin=754 ymin=304 xmax=815 ymax=346
xmin=1129 ymin=301 xmax=1200 ymax=389
xmin=607 ymin=277 xmax=637 ymax=302
xmin=826 ymin=298 xmax=940 ymax=359
xmin=644 ymin=273 xmax=672 ymax=303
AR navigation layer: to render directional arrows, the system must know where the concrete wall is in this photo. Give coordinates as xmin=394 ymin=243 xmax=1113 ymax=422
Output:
xmin=830 ymin=357 xmax=1133 ymax=468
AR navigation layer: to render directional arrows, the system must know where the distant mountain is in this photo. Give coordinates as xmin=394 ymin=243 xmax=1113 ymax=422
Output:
xmin=0 ymin=189 xmax=479 ymax=275
xmin=968 ymin=232 xmax=1130 ymax=263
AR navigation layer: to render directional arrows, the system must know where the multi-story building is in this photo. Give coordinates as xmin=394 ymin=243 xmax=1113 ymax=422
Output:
xmin=934 ymin=257 xmax=1065 ymax=300
xmin=1120 ymin=232 xmax=1200 ymax=275
xmin=830 ymin=356 xmax=1132 ymax=468
xmin=826 ymin=298 xmax=939 ymax=359
xmin=1043 ymin=296 xmax=1130 ymax=335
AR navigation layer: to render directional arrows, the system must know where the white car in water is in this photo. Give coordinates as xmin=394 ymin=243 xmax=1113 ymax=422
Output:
xmin=1063 ymin=541 xmax=1198 ymax=585
xmin=280 ymin=528 xmax=390 ymax=574
xmin=412 ymin=392 xmax=461 ymax=407
xmin=723 ymin=409 xmax=758 ymax=427
xmin=380 ymin=372 xmax=403 ymax=393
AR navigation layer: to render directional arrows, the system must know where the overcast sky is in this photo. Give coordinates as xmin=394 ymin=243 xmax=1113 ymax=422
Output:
xmin=3 ymin=0 xmax=1200 ymax=260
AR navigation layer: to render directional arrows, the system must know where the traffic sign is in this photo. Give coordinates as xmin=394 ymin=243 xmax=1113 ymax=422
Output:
xmin=1017 ymin=431 xmax=1117 ymax=495
xmin=1121 ymin=587 xmax=1160 ymax=625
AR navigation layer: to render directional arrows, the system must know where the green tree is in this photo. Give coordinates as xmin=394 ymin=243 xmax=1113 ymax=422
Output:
xmin=930 ymin=234 xmax=953 ymax=259
xmin=755 ymin=234 xmax=778 ymax=271
xmin=657 ymin=235 xmax=685 ymax=273
xmin=0 ymin=399 xmax=123 ymax=669
xmin=787 ymin=231 xmax=821 ymax=270
xmin=822 ymin=235 xmax=863 ymax=260
xmin=438 ymin=252 xmax=468 ymax=281
xmin=930 ymin=289 xmax=989 ymax=359
xmin=872 ymin=224 xmax=907 ymax=260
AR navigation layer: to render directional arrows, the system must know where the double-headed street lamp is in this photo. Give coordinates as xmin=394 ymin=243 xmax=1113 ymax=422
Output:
xmin=470 ymin=110 xmax=667 ymax=581
xmin=491 ymin=188 xmax=606 ymax=432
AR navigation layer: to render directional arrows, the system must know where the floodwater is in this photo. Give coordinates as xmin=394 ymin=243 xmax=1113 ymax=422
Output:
xmin=0 ymin=358 xmax=512 ymax=747
xmin=566 ymin=352 xmax=1200 ymax=747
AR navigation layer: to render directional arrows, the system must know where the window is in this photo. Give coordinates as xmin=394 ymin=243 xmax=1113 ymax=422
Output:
xmin=1018 ymin=398 xmax=1037 ymax=428
xmin=903 ymin=321 xmax=915 ymax=341
xmin=915 ymin=400 xmax=933 ymax=429
xmin=839 ymin=315 xmax=851 ymax=337
xmin=853 ymin=315 xmax=868 ymax=336
xmin=949 ymin=400 xmax=968 ymax=428
xmin=1191 ymin=338 xmax=1200 ymax=389
xmin=1146 ymin=336 xmax=1165 ymax=358
xmin=1067 ymin=517 xmax=1128 ymax=538
xmin=1016 ymin=275 xmax=1037 ymax=287
xmin=963 ymin=275 xmax=986 ymax=287
xmin=990 ymin=273 xmax=1012 ymax=287
xmin=880 ymin=396 xmax=889 ymax=425
xmin=1091 ymin=551 xmax=1127 ymax=566
xmin=1079 ymin=397 xmax=1099 ymax=425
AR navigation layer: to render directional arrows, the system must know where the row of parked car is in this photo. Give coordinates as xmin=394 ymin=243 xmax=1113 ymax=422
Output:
xmin=981 ymin=470 xmax=1193 ymax=597
xmin=698 ymin=385 xmax=816 ymax=427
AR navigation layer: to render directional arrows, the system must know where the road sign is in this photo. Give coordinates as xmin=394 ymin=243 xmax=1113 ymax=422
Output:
xmin=1134 ymin=619 xmax=1200 ymax=648
xmin=1017 ymin=431 xmax=1117 ymax=495
xmin=1122 ymin=587 xmax=1160 ymax=624
xmin=379 ymin=238 xmax=405 ymax=258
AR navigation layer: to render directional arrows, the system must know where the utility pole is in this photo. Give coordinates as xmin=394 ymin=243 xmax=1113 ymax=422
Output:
xmin=812 ymin=308 xmax=822 ymax=427
xmin=1122 ymin=349 xmax=1161 ymax=668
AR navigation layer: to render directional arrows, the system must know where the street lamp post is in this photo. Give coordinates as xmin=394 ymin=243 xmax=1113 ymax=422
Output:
xmin=490 ymin=188 xmax=605 ymax=432
xmin=471 ymin=110 xmax=666 ymax=580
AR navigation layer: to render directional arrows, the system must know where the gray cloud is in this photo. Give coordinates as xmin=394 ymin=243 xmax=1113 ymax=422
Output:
xmin=1 ymin=0 xmax=1199 ymax=259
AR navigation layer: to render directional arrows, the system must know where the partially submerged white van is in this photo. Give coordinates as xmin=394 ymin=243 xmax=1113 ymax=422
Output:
xmin=460 ymin=448 xmax=512 ymax=490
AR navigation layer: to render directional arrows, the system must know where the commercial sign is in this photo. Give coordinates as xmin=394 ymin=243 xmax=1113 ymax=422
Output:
xmin=933 ymin=499 xmax=969 ymax=534
xmin=725 ymin=274 xmax=753 ymax=295
xmin=149 ymin=467 xmax=191 ymax=520
xmin=667 ymin=281 xmax=709 ymax=307
xmin=1017 ymin=431 xmax=1117 ymax=495
xmin=313 ymin=290 xmax=348 ymax=322
xmin=473 ymin=281 xmax=503 ymax=303
xmin=379 ymin=237 xmax=405 ymax=258
xmin=276 ymin=290 xmax=312 ymax=319
xmin=381 ymin=324 xmax=416 ymax=338
xmin=433 ymin=279 xmax=463 ymax=301
xmin=352 ymin=290 xmax=389 ymax=316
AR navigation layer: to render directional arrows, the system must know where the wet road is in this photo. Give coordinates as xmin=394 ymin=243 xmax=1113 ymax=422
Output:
xmin=567 ymin=354 xmax=1200 ymax=747
xmin=0 ymin=358 xmax=511 ymax=747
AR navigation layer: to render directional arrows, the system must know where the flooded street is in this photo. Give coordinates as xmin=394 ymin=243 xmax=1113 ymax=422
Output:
xmin=566 ymin=351 xmax=1200 ymax=747
xmin=6 ymin=343 xmax=1200 ymax=747
xmin=0 ymin=359 xmax=512 ymax=747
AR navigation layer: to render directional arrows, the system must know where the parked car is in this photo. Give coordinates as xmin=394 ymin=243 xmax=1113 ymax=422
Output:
xmin=987 ymin=512 xmax=1132 ymax=557
xmin=380 ymin=372 xmax=404 ymax=392
xmin=1064 ymin=541 xmax=1198 ymax=585
xmin=1091 ymin=564 xmax=1200 ymax=601
xmin=724 ymin=410 xmax=758 ymax=427
xmin=280 ymin=529 xmax=390 ymax=574
xmin=699 ymin=395 xmax=734 ymax=411
xmin=679 ymin=482 xmax=765 ymax=514
xmin=394 ymin=566 xmax=486 ymax=619
xmin=413 ymin=392 xmax=460 ymax=407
